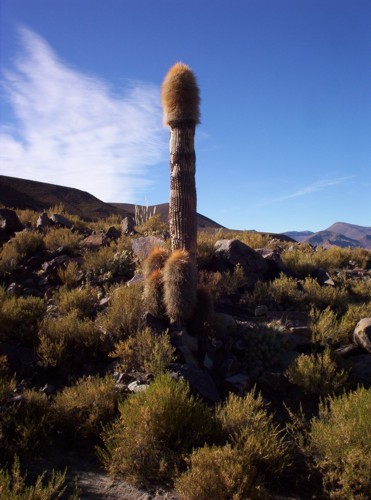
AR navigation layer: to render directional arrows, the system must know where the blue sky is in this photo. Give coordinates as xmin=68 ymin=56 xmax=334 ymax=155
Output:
xmin=1 ymin=0 xmax=370 ymax=233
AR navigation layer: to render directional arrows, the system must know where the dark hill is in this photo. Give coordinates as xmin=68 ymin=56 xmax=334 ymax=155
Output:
xmin=0 ymin=175 xmax=131 ymax=221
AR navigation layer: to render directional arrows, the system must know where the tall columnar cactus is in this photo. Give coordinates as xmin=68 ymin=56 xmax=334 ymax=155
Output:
xmin=161 ymin=62 xmax=200 ymax=261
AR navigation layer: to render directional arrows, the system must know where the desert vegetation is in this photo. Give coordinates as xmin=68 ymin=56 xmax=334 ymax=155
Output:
xmin=0 ymin=201 xmax=370 ymax=498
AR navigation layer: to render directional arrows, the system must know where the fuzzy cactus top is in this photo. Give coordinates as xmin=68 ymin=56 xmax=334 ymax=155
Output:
xmin=161 ymin=62 xmax=200 ymax=126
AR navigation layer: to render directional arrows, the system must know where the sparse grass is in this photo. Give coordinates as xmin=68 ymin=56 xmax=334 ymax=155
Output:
xmin=100 ymin=373 xmax=213 ymax=485
xmin=97 ymin=283 xmax=144 ymax=342
xmin=55 ymin=285 xmax=98 ymax=318
xmin=0 ymin=456 xmax=69 ymax=500
xmin=43 ymin=227 xmax=82 ymax=252
xmin=51 ymin=375 xmax=118 ymax=441
xmin=285 ymin=348 xmax=349 ymax=396
xmin=0 ymin=231 xmax=44 ymax=274
xmin=110 ymin=327 xmax=176 ymax=376
xmin=135 ymin=214 xmax=168 ymax=236
xmin=15 ymin=208 xmax=40 ymax=227
xmin=38 ymin=311 xmax=103 ymax=369
xmin=0 ymin=288 xmax=46 ymax=344
xmin=310 ymin=387 xmax=371 ymax=498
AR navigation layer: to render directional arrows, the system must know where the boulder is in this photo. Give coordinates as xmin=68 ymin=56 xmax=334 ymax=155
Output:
xmin=0 ymin=208 xmax=23 ymax=234
xmin=0 ymin=228 xmax=10 ymax=246
xmin=121 ymin=216 xmax=135 ymax=236
xmin=50 ymin=213 xmax=73 ymax=228
xmin=213 ymin=239 xmax=268 ymax=287
xmin=311 ymin=268 xmax=335 ymax=286
xmin=170 ymin=363 xmax=222 ymax=403
xmin=106 ymin=226 xmax=121 ymax=239
xmin=353 ymin=318 xmax=371 ymax=353
xmin=36 ymin=212 xmax=53 ymax=229
xmin=80 ymin=232 xmax=107 ymax=248
xmin=131 ymin=236 xmax=166 ymax=263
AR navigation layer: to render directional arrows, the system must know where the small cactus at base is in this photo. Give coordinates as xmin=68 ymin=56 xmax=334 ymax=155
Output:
xmin=163 ymin=250 xmax=197 ymax=324
xmin=143 ymin=269 xmax=165 ymax=318
xmin=142 ymin=247 xmax=169 ymax=280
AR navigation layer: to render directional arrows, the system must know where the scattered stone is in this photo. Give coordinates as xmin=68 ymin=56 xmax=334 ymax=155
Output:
xmin=312 ymin=268 xmax=335 ymax=286
xmin=42 ymin=383 xmax=56 ymax=395
xmin=121 ymin=216 xmax=135 ymax=236
xmin=282 ymin=333 xmax=312 ymax=351
xmin=220 ymin=354 xmax=240 ymax=378
xmin=42 ymin=255 xmax=71 ymax=273
xmin=278 ymin=350 xmax=300 ymax=369
xmin=128 ymin=381 xmax=149 ymax=393
xmin=288 ymin=326 xmax=312 ymax=339
xmin=51 ymin=213 xmax=73 ymax=228
xmin=37 ymin=212 xmax=53 ymax=229
xmin=353 ymin=318 xmax=371 ymax=353
xmin=203 ymin=352 xmax=214 ymax=370
xmin=177 ymin=345 xmax=199 ymax=367
xmin=255 ymin=305 xmax=269 ymax=317
xmin=131 ymin=236 xmax=166 ymax=263
xmin=80 ymin=232 xmax=107 ymax=248
xmin=347 ymin=354 xmax=371 ymax=387
xmin=171 ymin=363 xmax=222 ymax=403
xmin=334 ymin=344 xmax=360 ymax=358
xmin=258 ymin=371 xmax=291 ymax=392
xmin=106 ymin=226 xmax=121 ymax=239
xmin=0 ymin=208 xmax=23 ymax=234
xmin=7 ymin=282 xmax=23 ymax=297
xmin=224 ymin=373 xmax=250 ymax=393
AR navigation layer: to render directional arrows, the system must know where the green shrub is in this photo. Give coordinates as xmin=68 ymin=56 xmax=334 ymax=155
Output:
xmin=310 ymin=306 xmax=342 ymax=345
xmin=110 ymin=328 xmax=176 ymax=376
xmin=302 ymin=277 xmax=348 ymax=313
xmin=175 ymin=442 xmax=268 ymax=500
xmin=100 ymin=373 xmax=213 ymax=485
xmin=0 ymin=355 xmax=16 ymax=402
xmin=38 ymin=311 xmax=102 ymax=369
xmin=56 ymin=260 xmax=81 ymax=287
xmin=43 ymin=227 xmax=82 ymax=252
xmin=0 ymin=390 xmax=50 ymax=464
xmin=135 ymin=214 xmax=168 ymax=236
xmin=0 ymin=289 xmax=46 ymax=344
xmin=338 ymin=302 xmax=371 ymax=341
xmin=97 ymin=283 xmax=144 ymax=342
xmin=0 ymin=231 xmax=44 ymax=274
xmin=51 ymin=375 xmax=118 ymax=441
xmin=55 ymin=285 xmax=97 ymax=318
xmin=285 ymin=348 xmax=348 ymax=396
xmin=241 ymin=327 xmax=284 ymax=376
xmin=83 ymin=243 xmax=134 ymax=279
xmin=310 ymin=387 xmax=371 ymax=498
xmin=176 ymin=391 xmax=289 ymax=499
xmin=0 ymin=456 xmax=69 ymax=500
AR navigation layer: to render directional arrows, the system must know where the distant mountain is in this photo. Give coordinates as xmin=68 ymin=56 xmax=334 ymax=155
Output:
xmin=112 ymin=202 xmax=224 ymax=230
xmin=0 ymin=175 xmax=131 ymax=221
xmin=282 ymin=230 xmax=314 ymax=242
xmin=282 ymin=222 xmax=371 ymax=250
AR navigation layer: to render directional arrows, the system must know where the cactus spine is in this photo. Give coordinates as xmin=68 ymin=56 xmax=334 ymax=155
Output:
xmin=161 ymin=62 xmax=200 ymax=261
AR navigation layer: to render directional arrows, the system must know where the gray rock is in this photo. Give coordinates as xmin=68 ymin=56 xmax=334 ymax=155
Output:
xmin=36 ymin=212 xmax=53 ymax=229
xmin=258 ymin=371 xmax=291 ymax=392
xmin=0 ymin=208 xmax=23 ymax=234
xmin=353 ymin=318 xmax=371 ymax=353
xmin=224 ymin=373 xmax=250 ymax=393
xmin=347 ymin=354 xmax=371 ymax=387
xmin=106 ymin=226 xmax=121 ymax=239
xmin=0 ymin=227 xmax=11 ymax=246
xmin=42 ymin=255 xmax=71 ymax=273
xmin=121 ymin=216 xmax=135 ymax=235
xmin=312 ymin=268 xmax=335 ymax=286
xmin=131 ymin=236 xmax=166 ymax=263
xmin=128 ymin=381 xmax=149 ymax=392
xmin=51 ymin=213 xmax=73 ymax=228
xmin=80 ymin=232 xmax=107 ymax=248
xmin=282 ymin=333 xmax=312 ymax=351
xmin=278 ymin=350 xmax=301 ymax=369
xmin=171 ymin=364 xmax=222 ymax=403
xmin=213 ymin=239 xmax=268 ymax=287
xmin=255 ymin=305 xmax=269 ymax=317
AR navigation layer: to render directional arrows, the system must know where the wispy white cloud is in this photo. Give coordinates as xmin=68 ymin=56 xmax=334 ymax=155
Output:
xmin=266 ymin=176 xmax=354 ymax=203
xmin=0 ymin=27 xmax=167 ymax=202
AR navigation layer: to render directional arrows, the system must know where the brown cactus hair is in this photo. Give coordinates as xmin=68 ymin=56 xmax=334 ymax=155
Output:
xmin=162 ymin=249 xmax=197 ymax=324
xmin=161 ymin=62 xmax=200 ymax=127
xmin=143 ymin=269 xmax=165 ymax=318
xmin=142 ymin=247 xmax=169 ymax=280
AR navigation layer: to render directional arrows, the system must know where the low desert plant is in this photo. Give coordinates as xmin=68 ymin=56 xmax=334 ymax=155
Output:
xmin=285 ymin=348 xmax=348 ymax=396
xmin=310 ymin=387 xmax=371 ymax=498
xmin=110 ymin=327 xmax=176 ymax=376
xmin=43 ymin=227 xmax=82 ymax=252
xmin=56 ymin=260 xmax=81 ymax=287
xmin=0 ymin=456 xmax=69 ymax=500
xmin=55 ymin=285 xmax=97 ymax=318
xmin=301 ymin=277 xmax=349 ymax=313
xmin=0 ymin=389 xmax=50 ymax=463
xmin=0 ymin=231 xmax=44 ymax=274
xmin=310 ymin=306 xmax=342 ymax=345
xmin=83 ymin=243 xmax=134 ymax=279
xmin=100 ymin=373 xmax=213 ymax=485
xmin=0 ymin=288 xmax=46 ymax=344
xmin=38 ymin=311 xmax=102 ymax=369
xmin=97 ymin=283 xmax=144 ymax=342
xmin=135 ymin=214 xmax=168 ymax=236
xmin=51 ymin=375 xmax=118 ymax=441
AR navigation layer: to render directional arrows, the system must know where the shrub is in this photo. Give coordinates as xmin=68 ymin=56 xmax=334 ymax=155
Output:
xmin=38 ymin=311 xmax=102 ymax=369
xmin=338 ymin=302 xmax=371 ymax=341
xmin=310 ymin=306 xmax=342 ymax=345
xmin=310 ymin=387 xmax=371 ymax=498
xmin=285 ymin=348 xmax=348 ymax=396
xmin=301 ymin=277 xmax=348 ymax=313
xmin=43 ymin=227 xmax=82 ymax=252
xmin=100 ymin=373 xmax=212 ymax=485
xmin=176 ymin=390 xmax=289 ymax=499
xmin=55 ymin=285 xmax=97 ymax=318
xmin=175 ymin=442 xmax=268 ymax=500
xmin=83 ymin=243 xmax=134 ymax=279
xmin=0 ymin=289 xmax=46 ymax=344
xmin=51 ymin=375 xmax=118 ymax=441
xmin=0 ymin=456 xmax=68 ymax=500
xmin=0 ymin=231 xmax=44 ymax=274
xmin=162 ymin=250 xmax=197 ymax=324
xmin=135 ymin=214 xmax=168 ymax=236
xmin=0 ymin=355 xmax=16 ymax=402
xmin=110 ymin=328 xmax=176 ymax=376
xmin=0 ymin=389 xmax=50 ymax=463
xmin=15 ymin=208 xmax=39 ymax=227
xmin=56 ymin=260 xmax=81 ymax=287
xmin=97 ymin=283 xmax=144 ymax=342
xmin=241 ymin=327 xmax=284 ymax=376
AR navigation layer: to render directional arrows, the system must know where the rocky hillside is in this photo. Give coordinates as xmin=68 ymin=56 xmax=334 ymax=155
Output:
xmin=282 ymin=222 xmax=371 ymax=250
